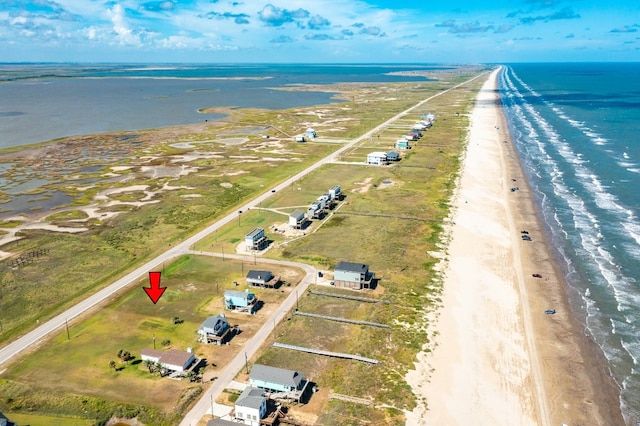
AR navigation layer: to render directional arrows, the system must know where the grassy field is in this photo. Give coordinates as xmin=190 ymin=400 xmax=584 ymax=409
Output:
xmin=1 ymin=254 xmax=303 ymax=424
xmin=0 ymin=66 xmax=489 ymax=425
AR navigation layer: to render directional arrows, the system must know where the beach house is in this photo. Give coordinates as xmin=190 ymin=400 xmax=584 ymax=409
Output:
xmin=395 ymin=139 xmax=411 ymax=150
xmin=141 ymin=348 xmax=195 ymax=373
xmin=289 ymin=209 xmax=306 ymax=229
xmin=367 ymin=152 xmax=388 ymax=165
xmin=235 ymin=386 xmax=268 ymax=426
xmin=246 ymin=270 xmax=278 ymax=288
xmin=250 ymin=364 xmax=309 ymax=402
xmin=333 ymin=261 xmax=375 ymax=290
xmin=197 ymin=313 xmax=231 ymax=344
xmin=224 ymin=289 xmax=258 ymax=314
xmin=245 ymin=228 xmax=268 ymax=251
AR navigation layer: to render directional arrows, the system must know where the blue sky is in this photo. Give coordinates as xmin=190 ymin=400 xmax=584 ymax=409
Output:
xmin=1 ymin=0 xmax=639 ymax=63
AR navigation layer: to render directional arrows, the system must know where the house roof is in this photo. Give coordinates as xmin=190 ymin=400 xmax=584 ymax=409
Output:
xmin=250 ymin=364 xmax=305 ymax=389
xmin=290 ymin=209 xmax=305 ymax=218
xmin=199 ymin=314 xmax=229 ymax=335
xmin=246 ymin=227 xmax=264 ymax=238
xmin=206 ymin=419 xmax=238 ymax=426
xmin=236 ymin=386 xmax=265 ymax=410
xmin=246 ymin=270 xmax=273 ymax=281
xmin=142 ymin=348 xmax=194 ymax=367
xmin=368 ymin=151 xmax=387 ymax=157
xmin=335 ymin=261 xmax=369 ymax=273
xmin=225 ymin=289 xmax=255 ymax=300
xmin=387 ymin=152 xmax=400 ymax=159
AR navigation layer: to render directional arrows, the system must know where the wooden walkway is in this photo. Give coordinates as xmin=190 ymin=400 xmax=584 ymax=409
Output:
xmin=294 ymin=311 xmax=391 ymax=329
xmin=329 ymin=392 xmax=375 ymax=407
xmin=334 ymin=211 xmax=432 ymax=221
xmin=272 ymin=342 xmax=380 ymax=365
xmin=309 ymin=290 xmax=390 ymax=304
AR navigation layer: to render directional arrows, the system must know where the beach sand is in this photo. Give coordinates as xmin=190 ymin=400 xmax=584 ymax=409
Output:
xmin=406 ymin=69 xmax=624 ymax=425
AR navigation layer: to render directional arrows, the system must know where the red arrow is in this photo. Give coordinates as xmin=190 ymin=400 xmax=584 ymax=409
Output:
xmin=143 ymin=271 xmax=166 ymax=304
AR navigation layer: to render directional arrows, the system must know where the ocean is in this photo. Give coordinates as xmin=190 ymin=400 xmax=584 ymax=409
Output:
xmin=0 ymin=63 xmax=441 ymax=149
xmin=499 ymin=63 xmax=640 ymax=424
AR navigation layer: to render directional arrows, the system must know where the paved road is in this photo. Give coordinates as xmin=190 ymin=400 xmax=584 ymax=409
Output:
xmin=0 ymin=71 xmax=488 ymax=422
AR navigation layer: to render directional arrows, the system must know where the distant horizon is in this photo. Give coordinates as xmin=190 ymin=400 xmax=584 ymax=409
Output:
xmin=2 ymin=61 xmax=640 ymax=66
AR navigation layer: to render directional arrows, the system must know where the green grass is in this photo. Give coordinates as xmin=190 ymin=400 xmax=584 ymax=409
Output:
xmin=4 ymin=411 xmax=94 ymax=426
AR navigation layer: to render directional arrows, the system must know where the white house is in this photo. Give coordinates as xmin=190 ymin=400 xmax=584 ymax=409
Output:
xmin=245 ymin=228 xmax=268 ymax=251
xmin=289 ymin=209 xmax=306 ymax=229
xmin=366 ymin=152 xmax=388 ymax=165
xmin=141 ymin=348 xmax=195 ymax=372
xmin=235 ymin=386 xmax=267 ymax=426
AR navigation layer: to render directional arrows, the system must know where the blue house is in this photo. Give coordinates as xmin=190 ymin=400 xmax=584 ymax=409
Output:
xmin=224 ymin=289 xmax=257 ymax=314
xmin=250 ymin=364 xmax=307 ymax=396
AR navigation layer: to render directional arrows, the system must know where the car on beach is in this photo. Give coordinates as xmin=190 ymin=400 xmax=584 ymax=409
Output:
xmin=532 ymin=273 xmax=542 ymax=278
xmin=521 ymin=235 xmax=532 ymax=241
xmin=544 ymin=309 xmax=556 ymax=315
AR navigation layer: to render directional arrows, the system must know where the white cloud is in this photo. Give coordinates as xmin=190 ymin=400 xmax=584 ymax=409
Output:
xmin=107 ymin=3 xmax=142 ymax=46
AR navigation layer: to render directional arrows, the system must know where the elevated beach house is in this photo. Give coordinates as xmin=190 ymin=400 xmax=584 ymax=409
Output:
xmin=141 ymin=348 xmax=195 ymax=373
xmin=246 ymin=269 xmax=278 ymax=288
xmin=250 ymin=364 xmax=309 ymax=402
xmin=197 ymin=313 xmax=231 ymax=344
xmin=245 ymin=227 xmax=268 ymax=251
xmin=235 ymin=386 xmax=268 ymax=426
xmin=367 ymin=152 xmax=388 ymax=165
xmin=333 ymin=261 xmax=375 ymax=290
xmin=289 ymin=209 xmax=306 ymax=229
xmin=395 ymin=139 xmax=411 ymax=150
xmin=224 ymin=289 xmax=258 ymax=314
xmin=386 ymin=151 xmax=400 ymax=162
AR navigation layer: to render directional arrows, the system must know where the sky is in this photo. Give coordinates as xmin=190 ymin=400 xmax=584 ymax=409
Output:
xmin=1 ymin=0 xmax=639 ymax=63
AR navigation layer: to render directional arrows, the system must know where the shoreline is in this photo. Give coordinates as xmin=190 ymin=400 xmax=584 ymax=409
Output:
xmin=406 ymin=68 xmax=624 ymax=425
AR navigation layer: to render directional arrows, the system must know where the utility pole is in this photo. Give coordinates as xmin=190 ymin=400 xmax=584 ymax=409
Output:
xmin=65 ymin=319 xmax=70 ymax=341
xmin=245 ymin=351 xmax=249 ymax=374
xmin=153 ymin=333 xmax=156 ymax=350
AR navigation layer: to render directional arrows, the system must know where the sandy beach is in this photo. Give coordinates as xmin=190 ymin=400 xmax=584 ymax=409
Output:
xmin=406 ymin=68 xmax=624 ymax=425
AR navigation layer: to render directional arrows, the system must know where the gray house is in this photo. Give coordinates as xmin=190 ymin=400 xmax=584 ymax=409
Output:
xmin=235 ymin=386 xmax=267 ymax=426
xmin=197 ymin=313 xmax=231 ymax=344
xmin=250 ymin=364 xmax=307 ymax=398
xmin=333 ymin=261 xmax=375 ymax=290
xmin=246 ymin=270 xmax=278 ymax=288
